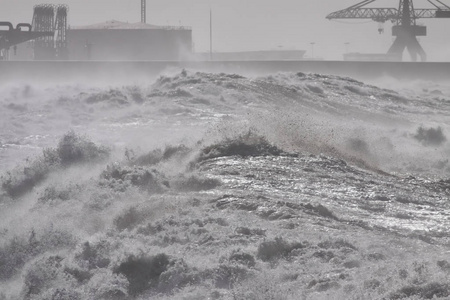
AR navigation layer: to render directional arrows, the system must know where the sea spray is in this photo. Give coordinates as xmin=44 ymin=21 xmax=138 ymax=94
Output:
xmin=1 ymin=70 xmax=450 ymax=299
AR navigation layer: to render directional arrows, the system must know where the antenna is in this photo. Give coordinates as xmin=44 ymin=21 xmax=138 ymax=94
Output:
xmin=141 ymin=0 xmax=146 ymax=23
xmin=210 ymin=8 xmax=213 ymax=60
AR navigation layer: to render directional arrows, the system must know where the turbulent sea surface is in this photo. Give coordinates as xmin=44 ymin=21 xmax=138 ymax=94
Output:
xmin=2 ymin=69 xmax=450 ymax=299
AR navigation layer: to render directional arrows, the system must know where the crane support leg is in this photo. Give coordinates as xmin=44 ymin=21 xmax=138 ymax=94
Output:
xmin=406 ymin=37 xmax=426 ymax=62
xmin=387 ymin=28 xmax=426 ymax=61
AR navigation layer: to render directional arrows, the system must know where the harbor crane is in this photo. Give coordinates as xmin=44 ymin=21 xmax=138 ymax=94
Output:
xmin=326 ymin=0 xmax=450 ymax=61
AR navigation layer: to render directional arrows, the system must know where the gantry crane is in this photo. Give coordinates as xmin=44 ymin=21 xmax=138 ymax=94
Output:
xmin=327 ymin=0 xmax=450 ymax=61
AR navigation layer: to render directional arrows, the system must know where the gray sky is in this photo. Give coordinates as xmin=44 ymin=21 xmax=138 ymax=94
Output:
xmin=1 ymin=0 xmax=450 ymax=61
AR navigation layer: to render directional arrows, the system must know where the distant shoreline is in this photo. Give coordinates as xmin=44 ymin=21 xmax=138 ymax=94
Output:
xmin=1 ymin=60 xmax=448 ymax=82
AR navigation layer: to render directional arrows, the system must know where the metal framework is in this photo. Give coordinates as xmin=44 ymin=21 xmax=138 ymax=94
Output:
xmin=0 ymin=21 xmax=52 ymax=59
xmin=327 ymin=0 xmax=450 ymax=61
xmin=141 ymin=0 xmax=146 ymax=23
xmin=327 ymin=0 xmax=450 ymax=22
xmin=54 ymin=5 xmax=68 ymax=59
xmin=32 ymin=4 xmax=68 ymax=60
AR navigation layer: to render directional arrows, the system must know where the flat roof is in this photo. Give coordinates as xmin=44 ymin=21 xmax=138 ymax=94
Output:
xmin=71 ymin=20 xmax=190 ymax=30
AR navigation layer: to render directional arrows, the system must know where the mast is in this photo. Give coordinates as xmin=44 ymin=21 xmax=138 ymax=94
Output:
xmin=141 ymin=0 xmax=146 ymax=23
xmin=210 ymin=8 xmax=213 ymax=60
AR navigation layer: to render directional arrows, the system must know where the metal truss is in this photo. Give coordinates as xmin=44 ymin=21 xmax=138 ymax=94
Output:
xmin=32 ymin=4 xmax=68 ymax=59
xmin=326 ymin=0 xmax=450 ymax=22
xmin=141 ymin=0 xmax=146 ymax=23
xmin=327 ymin=8 xmax=399 ymax=22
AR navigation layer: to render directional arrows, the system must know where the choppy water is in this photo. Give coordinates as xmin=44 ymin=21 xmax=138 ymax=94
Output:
xmin=1 ymin=69 xmax=450 ymax=299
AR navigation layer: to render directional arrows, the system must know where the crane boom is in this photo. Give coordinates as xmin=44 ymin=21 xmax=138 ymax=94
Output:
xmin=327 ymin=0 xmax=450 ymax=21
xmin=327 ymin=8 xmax=398 ymax=22
xmin=327 ymin=8 xmax=448 ymax=21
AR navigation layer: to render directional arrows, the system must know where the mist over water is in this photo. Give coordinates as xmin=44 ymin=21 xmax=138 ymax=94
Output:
xmin=1 ymin=68 xmax=450 ymax=299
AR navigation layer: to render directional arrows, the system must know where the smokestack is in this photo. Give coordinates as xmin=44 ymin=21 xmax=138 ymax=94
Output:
xmin=141 ymin=0 xmax=146 ymax=23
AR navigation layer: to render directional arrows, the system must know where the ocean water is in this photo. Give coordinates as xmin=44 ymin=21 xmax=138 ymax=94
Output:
xmin=1 ymin=69 xmax=450 ymax=299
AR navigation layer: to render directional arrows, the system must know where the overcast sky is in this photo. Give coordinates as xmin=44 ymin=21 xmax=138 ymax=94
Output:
xmin=1 ymin=0 xmax=450 ymax=61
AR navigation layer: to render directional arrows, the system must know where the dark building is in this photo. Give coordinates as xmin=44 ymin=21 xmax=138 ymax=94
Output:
xmin=196 ymin=50 xmax=306 ymax=61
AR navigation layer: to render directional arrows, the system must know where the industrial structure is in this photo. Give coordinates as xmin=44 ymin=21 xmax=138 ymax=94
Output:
xmin=67 ymin=20 xmax=192 ymax=61
xmin=0 ymin=21 xmax=52 ymax=60
xmin=327 ymin=0 xmax=450 ymax=61
xmin=32 ymin=4 xmax=68 ymax=60
xmin=141 ymin=0 xmax=146 ymax=23
xmin=196 ymin=50 xmax=306 ymax=61
xmin=8 ymin=2 xmax=192 ymax=61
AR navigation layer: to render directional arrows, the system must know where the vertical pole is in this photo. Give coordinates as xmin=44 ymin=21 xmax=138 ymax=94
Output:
xmin=210 ymin=8 xmax=213 ymax=61
xmin=141 ymin=0 xmax=146 ymax=23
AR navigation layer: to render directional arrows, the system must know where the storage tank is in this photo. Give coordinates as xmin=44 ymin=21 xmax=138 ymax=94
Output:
xmin=66 ymin=20 xmax=192 ymax=61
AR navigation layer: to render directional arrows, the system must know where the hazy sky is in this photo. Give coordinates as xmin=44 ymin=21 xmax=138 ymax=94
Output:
xmin=1 ymin=0 xmax=450 ymax=61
